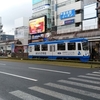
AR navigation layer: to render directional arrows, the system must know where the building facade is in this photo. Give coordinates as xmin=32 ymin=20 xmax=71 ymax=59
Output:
xmin=14 ymin=17 xmax=29 ymax=45
xmin=32 ymin=0 xmax=51 ymax=31
xmin=51 ymin=0 xmax=100 ymax=60
xmin=30 ymin=0 xmax=100 ymax=60
xmin=56 ymin=0 xmax=82 ymax=34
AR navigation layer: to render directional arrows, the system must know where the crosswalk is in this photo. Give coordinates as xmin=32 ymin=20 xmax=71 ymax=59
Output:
xmin=9 ymin=70 xmax=100 ymax=100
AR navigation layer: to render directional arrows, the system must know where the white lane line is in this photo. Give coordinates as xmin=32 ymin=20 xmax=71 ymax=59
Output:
xmin=0 ymin=71 xmax=37 ymax=82
xmin=86 ymin=73 xmax=100 ymax=77
xmin=45 ymin=83 xmax=100 ymax=99
xmin=9 ymin=90 xmax=43 ymax=100
xmin=78 ymin=75 xmax=100 ymax=80
xmin=0 ymin=63 xmax=6 ymax=65
xmin=29 ymin=67 xmax=70 ymax=74
xmin=69 ymin=77 xmax=100 ymax=85
xmin=58 ymin=80 xmax=100 ymax=90
xmin=29 ymin=86 xmax=82 ymax=100
xmin=93 ymin=72 xmax=100 ymax=74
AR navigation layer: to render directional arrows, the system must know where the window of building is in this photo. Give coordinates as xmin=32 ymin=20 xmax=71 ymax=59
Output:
xmin=41 ymin=44 xmax=48 ymax=51
xmin=75 ymin=9 xmax=82 ymax=14
xmin=75 ymin=0 xmax=81 ymax=2
xmin=75 ymin=22 xmax=81 ymax=27
xmin=57 ymin=3 xmax=66 ymax=8
xmin=57 ymin=43 xmax=65 ymax=50
xmin=8 ymin=46 xmax=11 ymax=48
xmin=68 ymin=43 xmax=76 ymax=50
xmin=35 ymin=45 xmax=40 ymax=51
xmin=78 ymin=43 xmax=81 ymax=50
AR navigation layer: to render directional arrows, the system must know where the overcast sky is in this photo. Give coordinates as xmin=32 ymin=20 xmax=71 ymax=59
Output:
xmin=0 ymin=0 xmax=32 ymax=35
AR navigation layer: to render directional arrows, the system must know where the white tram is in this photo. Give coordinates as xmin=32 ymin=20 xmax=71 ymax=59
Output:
xmin=28 ymin=38 xmax=90 ymax=62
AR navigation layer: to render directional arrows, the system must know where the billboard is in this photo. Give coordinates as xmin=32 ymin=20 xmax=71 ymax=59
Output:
xmin=29 ymin=16 xmax=46 ymax=35
xmin=84 ymin=3 xmax=97 ymax=19
xmin=32 ymin=0 xmax=42 ymax=5
xmin=82 ymin=18 xmax=98 ymax=30
xmin=64 ymin=19 xmax=75 ymax=25
xmin=60 ymin=9 xmax=75 ymax=20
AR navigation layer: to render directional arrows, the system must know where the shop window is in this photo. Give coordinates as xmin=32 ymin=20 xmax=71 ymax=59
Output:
xmin=35 ymin=45 xmax=40 ymax=51
xmin=57 ymin=43 xmax=65 ymax=50
xmin=41 ymin=44 xmax=48 ymax=51
xmin=68 ymin=43 xmax=76 ymax=50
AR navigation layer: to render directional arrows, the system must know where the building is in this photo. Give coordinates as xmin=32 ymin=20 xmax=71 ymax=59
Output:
xmin=14 ymin=17 xmax=29 ymax=45
xmin=0 ymin=17 xmax=3 ymax=34
xmin=32 ymin=0 xmax=51 ymax=31
xmin=0 ymin=34 xmax=14 ymax=41
xmin=29 ymin=0 xmax=100 ymax=60
xmin=56 ymin=0 xmax=82 ymax=35
xmin=50 ymin=0 xmax=100 ymax=60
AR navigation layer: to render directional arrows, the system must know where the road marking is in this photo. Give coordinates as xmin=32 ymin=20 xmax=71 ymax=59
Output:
xmin=29 ymin=67 xmax=70 ymax=74
xmin=0 ymin=71 xmax=37 ymax=82
xmin=69 ymin=77 xmax=100 ymax=85
xmin=29 ymin=86 xmax=82 ymax=100
xmin=86 ymin=73 xmax=100 ymax=77
xmin=93 ymin=71 xmax=100 ymax=74
xmin=58 ymin=80 xmax=100 ymax=90
xmin=78 ymin=75 xmax=100 ymax=80
xmin=45 ymin=82 xmax=100 ymax=99
xmin=0 ymin=63 xmax=6 ymax=65
xmin=9 ymin=90 xmax=43 ymax=100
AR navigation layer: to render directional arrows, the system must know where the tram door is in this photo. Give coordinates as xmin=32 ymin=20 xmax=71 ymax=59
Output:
xmin=50 ymin=45 xmax=55 ymax=59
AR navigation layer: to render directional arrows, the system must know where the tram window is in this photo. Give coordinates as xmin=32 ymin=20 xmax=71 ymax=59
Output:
xmin=68 ymin=43 xmax=76 ymax=50
xmin=57 ymin=43 xmax=65 ymax=50
xmin=82 ymin=41 xmax=88 ymax=50
xmin=78 ymin=43 xmax=81 ymax=50
xmin=41 ymin=44 xmax=48 ymax=51
xmin=35 ymin=45 xmax=40 ymax=51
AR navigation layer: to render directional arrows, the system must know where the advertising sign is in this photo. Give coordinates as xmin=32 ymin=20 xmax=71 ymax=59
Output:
xmin=32 ymin=0 xmax=42 ymax=5
xmin=64 ymin=19 xmax=75 ymax=25
xmin=84 ymin=3 xmax=97 ymax=19
xmin=83 ymin=18 xmax=98 ymax=30
xmin=60 ymin=9 xmax=75 ymax=20
xmin=29 ymin=16 xmax=46 ymax=35
xmin=32 ymin=4 xmax=50 ymax=13
xmin=31 ymin=34 xmax=41 ymax=39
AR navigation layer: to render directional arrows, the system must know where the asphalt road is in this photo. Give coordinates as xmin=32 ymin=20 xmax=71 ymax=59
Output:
xmin=0 ymin=60 xmax=100 ymax=100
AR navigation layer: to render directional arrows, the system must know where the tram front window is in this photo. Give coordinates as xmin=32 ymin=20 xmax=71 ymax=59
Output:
xmin=82 ymin=41 xmax=89 ymax=50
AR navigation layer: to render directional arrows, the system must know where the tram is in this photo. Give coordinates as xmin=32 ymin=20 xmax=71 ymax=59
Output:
xmin=28 ymin=38 xmax=90 ymax=62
